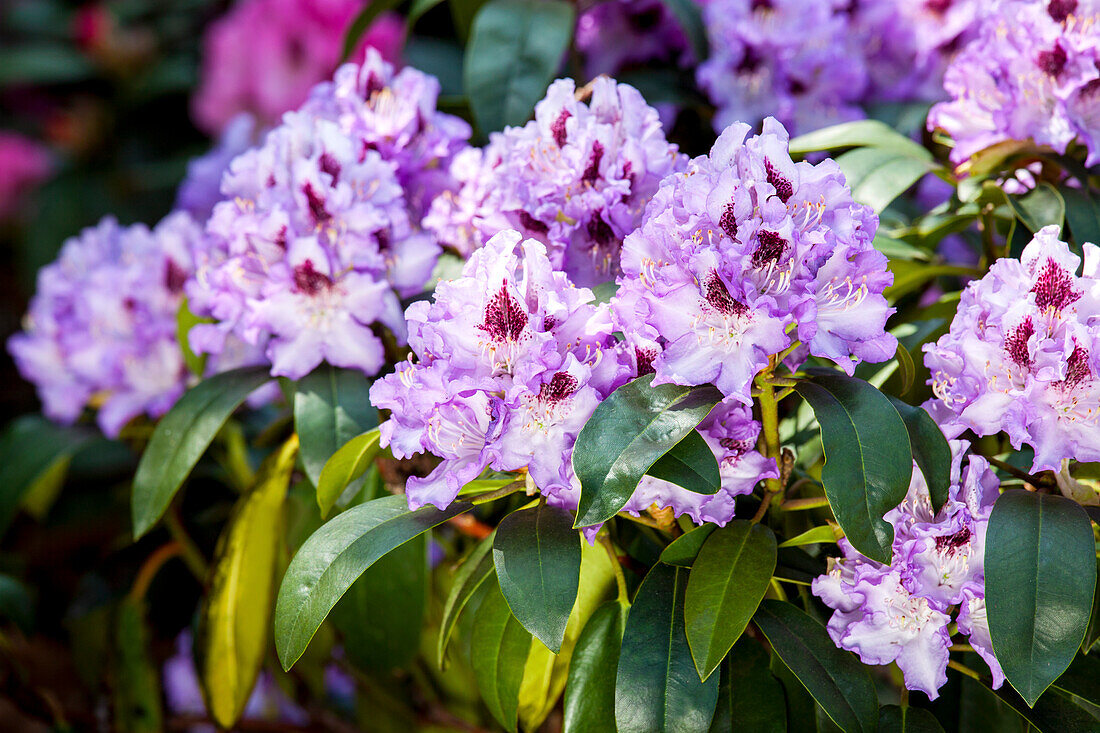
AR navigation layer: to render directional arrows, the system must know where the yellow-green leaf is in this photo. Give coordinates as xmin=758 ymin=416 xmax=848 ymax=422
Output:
xmin=316 ymin=428 xmax=381 ymax=517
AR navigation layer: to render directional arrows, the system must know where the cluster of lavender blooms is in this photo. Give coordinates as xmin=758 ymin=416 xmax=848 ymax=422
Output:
xmin=612 ymin=117 xmax=896 ymax=406
xmin=192 ymin=0 xmax=404 ymax=135
xmin=574 ymin=0 xmax=690 ymax=79
xmin=928 ymin=0 xmax=1100 ymax=168
xmin=187 ymin=51 xmax=471 ymax=380
xmin=0 ymin=131 xmax=51 ymax=219
xmin=813 ymin=440 xmax=1004 ymax=699
xmin=176 ymin=114 xmax=262 ymax=223
xmin=925 ymin=226 xmax=1100 ymax=473
xmin=423 ymin=77 xmax=686 ymax=287
xmin=8 ymin=214 xmax=200 ymax=437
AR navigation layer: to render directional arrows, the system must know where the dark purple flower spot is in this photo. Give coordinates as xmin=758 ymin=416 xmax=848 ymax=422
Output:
xmin=719 ymin=203 xmax=738 ymax=241
xmin=788 ymin=78 xmax=807 ymax=96
xmin=1081 ymin=77 xmax=1100 ymax=99
xmin=719 ymin=437 xmax=751 ymax=459
xmin=582 ymin=141 xmax=604 ymax=183
xmin=543 ymin=315 xmax=557 ymax=331
xmin=765 ymin=159 xmax=794 ymax=203
xmin=1004 ymin=316 xmax=1035 ymax=368
xmin=479 ymin=284 xmax=528 ymax=342
xmin=629 ymin=6 xmax=663 ymax=31
xmin=319 ymin=153 xmax=341 ymax=184
xmin=539 ymin=371 xmax=579 ymax=404
xmin=1048 ymin=0 xmax=1077 ymax=22
xmin=1037 ymin=42 xmax=1067 ymax=77
xmin=704 ymin=271 xmax=748 ymax=317
xmin=518 ymin=211 xmax=549 ymax=235
xmin=1065 ymin=343 xmax=1091 ymax=387
xmin=925 ymin=0 xmax=952 ymax=14
xmin=752 ymin=230 xmax=787 ymax=268
xmin=363 ymin=71 xmax=385 ymax=96
xmin=737 ymin=47 xmax=762 ymax=74
xmin=375 ymin=228 xmax=390 ymax=251
xmin=751 ymin=0 xmax=773 ymax=10
xmin=123 ymin=297 xmax=137 ymax=312
xmin=635 ymin=346 xmax=657 ymax=376
xmin=303 ymin=182 xmax=330 ymax=225
xmin=165 ymin=259 xmax=188 ymax=294
xmin=1031 ymin=257 xmax=1080 ymax=310
xmin=934 ymin=525 xmax=971 ymax=551
xmin=551 ymin=110 xmax=571 ymax=148
xmin=587 ymin=212 xmax=615 ymax=247
xmin=293 ymin=259 xmax=332 ymax=296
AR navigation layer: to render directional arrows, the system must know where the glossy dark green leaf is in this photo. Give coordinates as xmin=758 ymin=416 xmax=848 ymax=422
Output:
xmin=450 ymin=0 xmax=491 ymax=41
xmin=753 ymin=600 xmax=878 ymax=733
xmin=993 ymin=683 xmax=1100 ymax=732
xmin=0 ymin=415 xmax=90 ymax=538
xmin=770 ymin=653 xmax=817 ymax=733
xmin=1083 ymin=560 xmax=1100 ymax=655
xmin=472 ymin=582 xmax=533 ymax=732
xmin=563 ymin=600 xmax=627 ymax=733
xmin=986 ymin=490 xmax=1096 ymax=706
xmin=493 ymin=503 xmax=581 ymax=653
xmin=646 ymin=430 xmax=721 ymax=495
xmin=888 ymin=398 xmax=951 ymax=515
xmin=274 ymin=494 xmax=469 ymax=670
xmin=615 ymin=564 xmax=719 ymax=733
xmin=439 ymin=531 xmax=497 ymax=665
xmin=113 ymin=599 xmax=163 ymax=733
xmin=294 ymin=364 xmax=377 ymax=497
xmin=1008 ymin=182 xmax=1066 ymax=235
xmin=573 ymin=376 xmax=722 ymax=528
xmin=893 ymin=341 xmax=916 ymax=396
xmin=685 ymin=522 xmax=777 ymax=681
xmin=659 ymin=524 xmax=716 ymax=568
xmin=958 ymin=672 xmax=1028 ymax=733
xmin=463 ymin=0 xmax=575 ymax=133
xmin=789 ymin=119 xmax=933 ymax=160
xmin=332 ymin=533 xmax=427 ymax=673
xmin=836 ymin=147 xmax=933 ymax=213
xmin=341 ymin=0 xmax=403 ymax=60
xmin=879 ymin=705 xmax=945 ymax=732
xmin=657 ymin=0 xmax=707 ymax=62
xmin=316 ymin=429 xmax=381 ymax=517
xmin=794 ymin=372 xmax=913 ymax=564
xmin=0 ymin=574 xmax=34 ymax=633
xmin=1063 ymin=187 xmax=1100 ymax=250
xmin=1052 ymin=653 xmax=1100 ymax=705
xmin=709 ymin=638 xmax=785 ymax=733
xmin=131 ymin=366 xmax=272 ymax=538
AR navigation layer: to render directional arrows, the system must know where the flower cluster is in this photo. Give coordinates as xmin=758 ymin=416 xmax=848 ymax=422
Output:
xmin=0 ymin=132 xmax=51 ymax=219
xmin=813 ymin=440 xmax=1004 ymax=699
xmin=424 ymin=77 xmax=686 ymax=286
xmin=8 ymin=214 xmax=200 ymax=437
xmin=575 ymin=0 xmax=690 ymax=79
xmin=927 ymin=0 xmax=1100 ymax=167
xmin=925 ymin=226 xmax=1100 ymax=472
xmin=191 ymin=0 xmax=404 ymax=134
xmin=176 ymin=113 xmax=261 ymax=223
xmin=189 ymin=51 xmax=471 ymax=380
xmin=612 ymin=117 xmax=895 ymax=405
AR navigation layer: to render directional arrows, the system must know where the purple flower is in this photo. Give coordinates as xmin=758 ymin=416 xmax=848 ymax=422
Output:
xmin=424 ymin=77 xmax=686 ymax=286
xmin=813 ymin=439 xmax=1004 ymax=698
xmin=613 ymin=117 xmax=894 ymax=404
xmin=7 ymin=213 xmax=205 ymax=437
xmin=927 ymin=1 xmax=1100 ymax=168
xmin=176 ymin=113 xmax=262 ymax=223
xmin=925 ymin=225 xmax=1100 ymax=472
xmin=575 ymin=0 xmax=690 ymax=78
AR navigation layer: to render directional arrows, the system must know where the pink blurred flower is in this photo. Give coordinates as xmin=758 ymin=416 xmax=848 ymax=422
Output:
xmin=191 ymin=0 xmax=405 ymax=135
xmin=0 ymin=132 xmax=51 ymax=219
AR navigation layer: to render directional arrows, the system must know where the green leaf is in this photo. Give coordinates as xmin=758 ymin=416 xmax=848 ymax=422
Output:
xmin=408 ymin=0 xmax=447 ymax=27
xmin=789 ymin=119 xmax=933 ymax=160
xmin=793 ymin=372 xmax=913 ymax=564
xmin=176 ymin=298 xmax=210 ymax=377
xmin=274 ymin=494 xmax=469 ymax=670
xmin=646 ymin=429 xmax=721 ymax=495
xmin=131 ymin=366 xmax=272 ymax=538
xmin=316 ymin=429 xmax=381 ymax=517
xmin=0 ymin=44 xmax=95 ymax=85
xmin=1063 ymin=187 xmax=1100 ymax=250
xmin=615 ymin=564 xmax=720 ymax=733
xmin=1052 ymin=653 xmax=1100 ymax=705
xmin=113 ymin=599 xmax=163 ymax=733
xmin=887 ymin=398 xmax=951 ymax=515
xmin=0 ymin=415 xmax=90 ymax=538
xmin=659 ymin=524 xmax=717 ymax=567
xmin=684 ymin=521 xmax=777 ymax=681
xmin=753 ymin=600 xmax=878 ymax=733
xmin=986 ymin=490 xmax=1097 ymax=706
xmin=778 ymin=525 xmax=837 ymax=549
xmin=332 ymin=533 xmax=428 ymax=673
xmin=657 ymin=0 xmax=707 ymax=62
xmin=0 ymin=574 xmax=34 ymax=633
xmin=472 ymin=581 xmax=533 ymax=732
xmin=993 ymin=683 xmax=1100 ymax=733
xmin=893 ymin=341 xmax=916 ymax=396
xmin=709 ymin=638 xmax=786 ymax=733
xmin=884 ymin=260 xmax=981 ymax=303
xmin=294 ymin=364 xmax=377 ymax=497
xmin=1083 ymin=559 xmax=1100 ymax=655
xmin=563 ymin=600 xmax=628 ymax=733
xmin=836 ymin=147 xmax=933 ymax=213
xmin=341 ymin=0 xmax=403 ymax=60
xmin=573 ymin=375 xmax=722 ymax=528
xmin=463 ymin=0 xmax=575 ymax=133
xmin=1008 ymin=182 xmax=1066 ymax=235
xmin=770 ymin=653 xmax=817 ymax=733
xmin=438 ymin=531 xmax=497 ymax=665
xmin=493 ymin=503 xmax=581 ymax=653
xmin=197 ymin=437 xmax=296 ymax=728
xmin=878 ymin=705 xmax=945 ymax=732
xmin=450 ymin=0 xmax=491 ymax=41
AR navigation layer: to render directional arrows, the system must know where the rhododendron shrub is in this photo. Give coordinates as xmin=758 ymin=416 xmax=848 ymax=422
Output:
xmin=3 ymin=1 xmax=1100 ymax=731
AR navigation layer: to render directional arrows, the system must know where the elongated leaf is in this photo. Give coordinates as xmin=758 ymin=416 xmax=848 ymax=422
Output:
xmin=753 ymin=600 xmax=878 ymax=733
xmin=132 ymin=366 xmax=272 ymax=538
xmin=615 ymin=564 xmax=719 ymax=733
xmin=1084 ymin=560 xmax=1100 ymax=655
xmin=994 ymin=683 xmax=1100 ymax=732
xmin=1051 ymin=653 xmax=1100 ymax=705
xmin=878 ymin=705 xmax=945 ymax=732
xmin=275 ymin=494 xmax=469 ymax=670
xmin=563 ymin=600 xmax=627 ymax=733
xmin=439 ymin=531 xmax=497 ymax=665
xmin=770 ymin=653 xmax=817 ymax=733
xmin=450 ymin=0 xmax=490 ymax=41
xmin=836 ymin=147 xmax=933 ymax=212
xmin=197 ymin=437 xmax=296 ymax=728
xmin=473 ymin=582 xmax=533 ymax=732
xmin=647 ymin=430 xmax=721 ymax=495
xmin=463 ymin=0 xmax=575 ymax=133
xmin=1008 ymin=182 xmax=1065 ymax=235
xmin=794 ymin=373 xmax=913 ymax=564
xmin=341 ymin=0 xmax=403 ymax=60
xmin=0 ymin=415 xmax=90 ymax=538
xmin=986 ymin=490 xmax=1097 ymax=706
xmin=113 ymin=599 xmax=163 ymax=733
xmin=573 ymin=376 xmax=722 ymax=528
xmin=0 ymin=575 xmax=34 ymax=633
xmin=893 ymin=341 xmax=916 ymax=396
xmin=494 ymin=503 xmax=581 ymax=652
xmin=660 ymin=524 xmax=717 ymax=567
xmin=294 ymin=365 xmax=377 ymax=497
xmin=685 ymin=522 xmax=777 ymax=681
xmin=790 ymin=119 xmax=933 ymax=160
xmin=316 ymin=429 xmax=381 ymax=517
xmin=658 ymin=0 xmax=707 ymax=62
xmin=709 ymin=638 xmax=786 ymax=733
xmin=1063 ymin=187 xmax=1100 ymax=249
xmin=885 ymin=261 xmax=980 ymax=303
xmin=888 ymin=398 xmax=951 ymax=514
xmin=779 ymin=525 xmax=838 ymax=548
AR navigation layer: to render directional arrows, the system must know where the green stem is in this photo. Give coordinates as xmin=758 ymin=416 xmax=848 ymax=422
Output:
xmin=600 ymin=535 xmax=629 ymax=604
xmin=947 ymin=659 xmax=982 ymax=681
xmin=165 ymin=508 xmax=208 ymax=580
xmin=780 ymin=496 xmax=831 ymax=511
xmin=753 ymin=373 xmax=784 ymax=523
